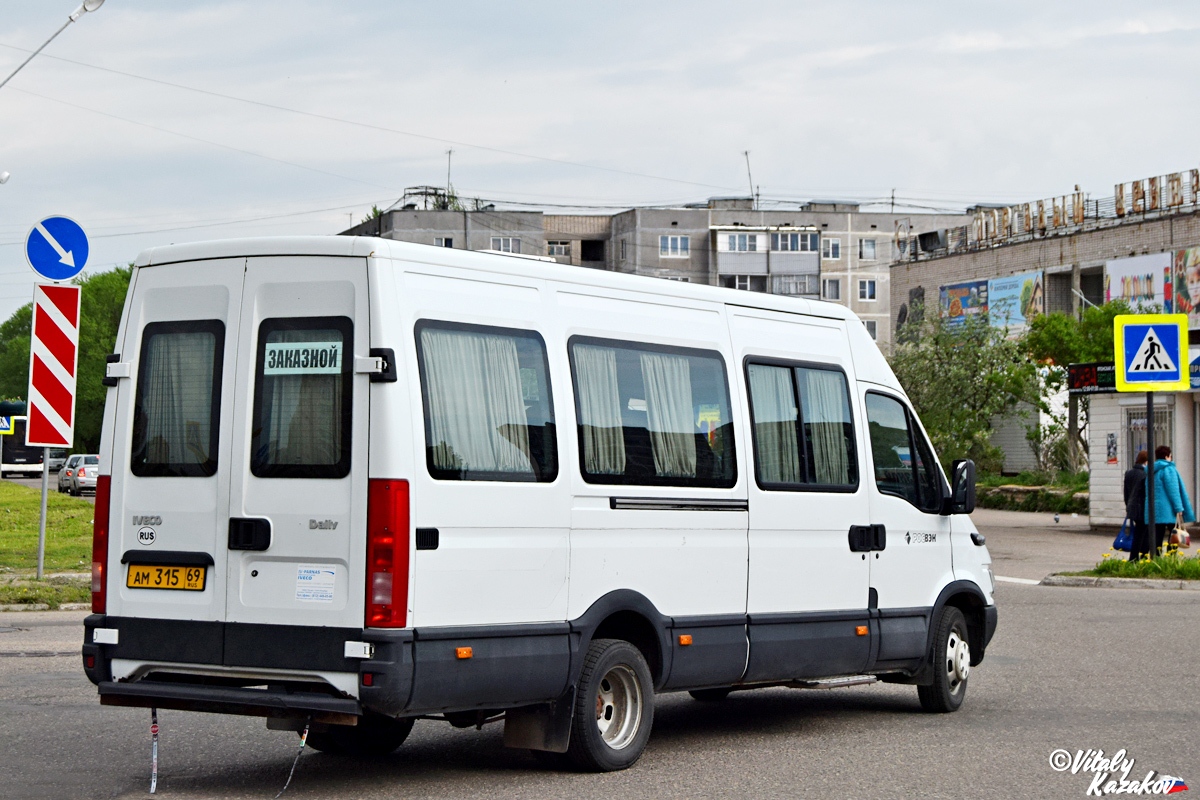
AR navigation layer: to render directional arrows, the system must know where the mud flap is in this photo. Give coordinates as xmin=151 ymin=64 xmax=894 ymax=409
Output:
xmin=502 ymin=686 xmax=575 ymax=753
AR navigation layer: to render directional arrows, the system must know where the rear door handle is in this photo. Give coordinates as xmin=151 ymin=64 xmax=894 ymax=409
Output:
xmin=228 ymin=518 xmax=271 ymax=551
xmin=848 ymin=524 xmax=886 ymax=552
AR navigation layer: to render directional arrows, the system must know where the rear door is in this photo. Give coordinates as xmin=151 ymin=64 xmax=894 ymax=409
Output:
xmin=111 ymin=259 xmax=244 ymax=623
xmin=224 ymin=256 xmax=371 ymax=630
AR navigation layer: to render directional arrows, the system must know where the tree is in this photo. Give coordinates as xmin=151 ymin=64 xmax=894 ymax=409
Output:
xmin=0 ymin=266 xmax=132 ymax=453
xmin=1024 ymin=300 xmax=1133 ymax=470
xmin=889 ymin=305 xmax=1041 ymax=471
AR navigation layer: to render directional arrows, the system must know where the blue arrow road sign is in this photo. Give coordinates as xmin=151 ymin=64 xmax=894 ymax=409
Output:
xmin=25 ymin=216 xmax=88 ymax=282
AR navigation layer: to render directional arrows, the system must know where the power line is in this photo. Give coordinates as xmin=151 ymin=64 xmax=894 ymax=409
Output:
xmin=0 ymin=41 xmax=740 ymax=193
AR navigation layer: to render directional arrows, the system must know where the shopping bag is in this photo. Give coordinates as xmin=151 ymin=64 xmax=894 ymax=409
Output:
xmin=1113 ymin=519 xmax=1133 ymax=552
xmin=1169 ymin=525 xmax=1191 ymax=549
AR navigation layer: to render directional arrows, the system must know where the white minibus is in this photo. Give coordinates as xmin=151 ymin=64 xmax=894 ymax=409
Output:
xmin=83 ymin=236 xmax=996 ymax=771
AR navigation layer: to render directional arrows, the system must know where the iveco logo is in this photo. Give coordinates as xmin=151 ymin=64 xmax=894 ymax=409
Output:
xmin=133 ymin=515 xmax=162 ymax=526
xmin=309 ymin=519 xmax=339 ymax=530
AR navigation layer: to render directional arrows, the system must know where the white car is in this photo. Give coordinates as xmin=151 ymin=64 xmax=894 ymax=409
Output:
xmin=84 ymin=236 xmax=995 ymax=771
xmin=58 ymin=454 xmax=99 ymax=495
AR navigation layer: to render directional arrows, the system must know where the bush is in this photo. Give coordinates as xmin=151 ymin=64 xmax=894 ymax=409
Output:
xmin=975 ymin=486 xmax=1088 ymax=514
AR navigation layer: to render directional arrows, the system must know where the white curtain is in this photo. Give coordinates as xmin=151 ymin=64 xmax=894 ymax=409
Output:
xmin=800 ymin=368 xmax=850 ymax=485
xmin=748 ymin=364 xmax=800 ymax=484
xmin=139 ymin=331 xmax=215 ymax=467
xmin=421 ymin=328 xmax=533 ymax=474
xmin=640 ymin=352 xmax=696 ymax=478
xmin=574 ymin=345 xmax=626 ymax=475
xmin=263 ymin=329 xmax=343 ymax=466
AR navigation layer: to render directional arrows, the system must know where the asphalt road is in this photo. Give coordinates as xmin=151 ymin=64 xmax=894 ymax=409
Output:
xmin=2 ymin=512 xmax=1196 ymax=799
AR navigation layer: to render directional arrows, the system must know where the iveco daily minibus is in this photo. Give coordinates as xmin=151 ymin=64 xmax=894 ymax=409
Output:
xmin=83 ymin=236 xmax=996 ymax=771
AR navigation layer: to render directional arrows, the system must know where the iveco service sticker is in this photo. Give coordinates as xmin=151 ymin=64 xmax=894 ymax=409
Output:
xmin=295 ymin=564 xmax=337 ymax=603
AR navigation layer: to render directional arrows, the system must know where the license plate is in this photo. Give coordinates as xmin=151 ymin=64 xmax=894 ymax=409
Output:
xmin=126 ymin=565 xmax=207 ymax=591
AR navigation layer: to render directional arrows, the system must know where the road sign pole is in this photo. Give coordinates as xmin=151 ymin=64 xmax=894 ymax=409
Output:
xmin=1147 ymin=393 xmax=1155 ymax=559
xmin=36 ymin=448 xmax=49 ymax=580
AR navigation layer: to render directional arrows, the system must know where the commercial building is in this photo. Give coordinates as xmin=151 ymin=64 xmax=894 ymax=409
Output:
xmin=889 ymin=168 xmax=1200 ymax=527
xmin=343 ymin=188 xmax=970 ymax=350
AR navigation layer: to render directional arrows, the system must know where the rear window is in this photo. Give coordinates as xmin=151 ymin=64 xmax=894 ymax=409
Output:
xmin=131 ymin=320 xmax=224 ymax=477
xmin=84 ymin=456 xmax=99 ymax=465
xmin=251 ymin=316 xmax=353 ymax=479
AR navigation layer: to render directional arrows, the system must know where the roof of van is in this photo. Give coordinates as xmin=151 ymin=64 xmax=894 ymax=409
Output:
xmin=134 ymin=235 xmax=902 ymax=391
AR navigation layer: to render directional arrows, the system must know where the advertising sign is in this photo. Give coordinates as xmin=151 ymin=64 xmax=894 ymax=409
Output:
xmin=1105 ymin=252 xmax=1171 ymax=309
xmin=987 ymin=270 xmax=1044 ymax=334
xmin=1171 ymin=247 xmax=1200 ymax=330
xmin=938 ymin=279 xmax=988 ymax=327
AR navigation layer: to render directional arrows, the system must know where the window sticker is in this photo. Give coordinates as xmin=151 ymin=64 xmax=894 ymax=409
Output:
xmin=295 ymin=564 xmax=337 ymax=603
xmin=264 ymin=341 xmax=343 ymax=375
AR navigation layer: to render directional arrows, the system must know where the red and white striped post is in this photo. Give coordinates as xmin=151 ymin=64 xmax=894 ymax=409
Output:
xmin=26 ymin=283 xmax=81 ymax=578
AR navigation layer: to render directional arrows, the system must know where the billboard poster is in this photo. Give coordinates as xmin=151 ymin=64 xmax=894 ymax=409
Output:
xmin=939 ymin=279 xmax=988 ymax=327
xmin=1104 ymin=252 xmax=1171 ymax=309
xmin=987 ymin=270 xmax=1044 ymax=334
xmin=1172 ymin=248 xmax=1200 ymax=330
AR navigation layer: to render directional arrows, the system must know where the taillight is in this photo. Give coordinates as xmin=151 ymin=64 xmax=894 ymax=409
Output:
xmin=78 ymin=467 xmax=86 ymax=477
xmin=92 ymin=475 xmax=111 ymax=614
xmin=366 ymin=479 xmax=409 ymax=628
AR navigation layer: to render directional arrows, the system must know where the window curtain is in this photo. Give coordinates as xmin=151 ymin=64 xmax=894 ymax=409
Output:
xmin=639 ymin=352 xmax=696 ymax=478
xmin=800 ymin=369 xmax=851 ymax=485
xmin=140 ymin=331 xmax=214 ymax=467
xmin=421 ymin=328 xmax=532 ymax=474
xmin=263 ymin=329 xmax=343 ymax=466
xmin=748 ymin=364 xmax=800 ymax=483
xmin=574 ymin=345 xmax=626 ymax=475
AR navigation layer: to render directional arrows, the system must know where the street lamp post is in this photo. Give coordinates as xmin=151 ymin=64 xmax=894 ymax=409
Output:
xmin=0 ymin=0 xmax=105 ymax=91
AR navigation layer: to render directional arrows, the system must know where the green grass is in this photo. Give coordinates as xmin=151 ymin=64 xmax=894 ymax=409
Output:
xmin=977 ymin=470 xmax=1089 ymax=489
xmin=1075 ymin=548 xmax=1200 ymax=580
xmin=0 ymin=481 xmax=95 ymax=572
xmin=0 ymin=580 xmax=89 ymax=608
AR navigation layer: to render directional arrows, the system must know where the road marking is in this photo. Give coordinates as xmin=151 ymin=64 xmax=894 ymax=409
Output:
xmin=996 ymin=575 xmax=1040 ymax=585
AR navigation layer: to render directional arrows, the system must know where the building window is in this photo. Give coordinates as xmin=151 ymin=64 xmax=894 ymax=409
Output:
xmin=580 ymin=240 xmax=605 ymax=261
xmin=660 ymin=235 xmax=690 ymax=258
xmin=727 ymin=233 xmax=758 ymax=252
xmin=435 ymin=237 xmax=453 ymax=248
xmin=771 ymin=232 xmax=818 ymax=252
xmin=859 ymin=279 xmax=877 ymax=300
xmin=547 ymin=241 xmax=570 ymax=257
xmin=490 ymin=237 xmax=521 ymax=253
xmin=822 ymin=279 xmax=841 ymax=300
xmin=720 ymin=275 xmax=767 ymax=292
xmin=864 ymin=320 xmax=878 ymax=340
xmin=859 ymin=239 xmax=877 ymax=260
xmin=620 ymin=239 xmax=627 ymax=260
xmin=822 ymin=238 xmax=841 ymax=259
xmin=773 ymin=275 xmax=818 ymax=296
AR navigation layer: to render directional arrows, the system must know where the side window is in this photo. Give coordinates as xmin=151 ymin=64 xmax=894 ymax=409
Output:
xmin=747 ymin=361 xmax=858 ymax=490
xmin=131 ymin=320 xmax=224 ymax=477
xmin=416 ymin=321 xmax=556 ymax=482
xmin=570 ymin=337 xmax=735 ymax=487
xmin=251 ymin=317 xmax=352 ymax=479
xmin=865 ymin=392 xmax=941 ymax=512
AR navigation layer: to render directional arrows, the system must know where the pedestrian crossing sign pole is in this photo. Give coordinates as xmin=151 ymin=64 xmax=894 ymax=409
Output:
xmin=1114 ymin=313 xmax=1189 ymax=558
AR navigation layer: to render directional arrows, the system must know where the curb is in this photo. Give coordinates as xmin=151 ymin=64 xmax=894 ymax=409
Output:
xmin=0 ymin=602 xmax=89 ymax=612
xmin=1041 ymin=575 xmax=1200 ymax=590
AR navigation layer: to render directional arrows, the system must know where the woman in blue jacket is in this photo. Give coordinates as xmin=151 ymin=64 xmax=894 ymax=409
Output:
xmin=1145 ymin=445 xmax=1196 ymax=556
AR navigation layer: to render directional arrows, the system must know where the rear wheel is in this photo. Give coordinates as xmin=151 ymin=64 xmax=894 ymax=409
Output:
xmin=305 ymin=714 xmax=414 ymax=756
xmin=688 ymin=688 xmax=732 ymax=702
xmin=917 ymin=606 xmax=970 ymax=713
xmin=567 ymin=638 xmax=654 ymax=772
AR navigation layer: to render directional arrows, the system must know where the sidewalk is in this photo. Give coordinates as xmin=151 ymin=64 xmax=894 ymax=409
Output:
xmin=970 ymin=507 xmax=1108 ymax=582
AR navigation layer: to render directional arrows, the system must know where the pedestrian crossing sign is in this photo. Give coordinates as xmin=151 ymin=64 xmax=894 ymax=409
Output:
xmin=0 ymin=416 xmax=11 ymax=435
xmin=1114 ymin=314 xmax=1189 ymax=392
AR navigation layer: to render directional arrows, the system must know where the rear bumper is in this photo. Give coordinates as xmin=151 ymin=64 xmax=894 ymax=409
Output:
xmin=97 ymin=679 xmax=361 ymax=724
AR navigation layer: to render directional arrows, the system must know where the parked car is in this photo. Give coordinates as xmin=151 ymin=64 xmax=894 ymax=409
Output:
xmin=47 ymin=448 xmax=68 ymax=472
xmin=58 ymin=454 xmax=99 ymax=495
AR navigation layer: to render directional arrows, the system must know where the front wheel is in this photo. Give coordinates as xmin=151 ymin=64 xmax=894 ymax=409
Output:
xmin=305 ymin=714 xmax=414 ymax=756
xmin=917 ymin=606 xmax=970 ymax=713
xmin=567 ymin=638 xmax=655 ymax=772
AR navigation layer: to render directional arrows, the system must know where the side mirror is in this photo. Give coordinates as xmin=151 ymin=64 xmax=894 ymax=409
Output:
xmin=943 ymin=459 xmax=976 ymax=515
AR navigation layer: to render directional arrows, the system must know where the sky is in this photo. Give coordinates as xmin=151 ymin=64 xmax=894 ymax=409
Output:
xmin=1 ymin=0 xmax=1199 ymax=320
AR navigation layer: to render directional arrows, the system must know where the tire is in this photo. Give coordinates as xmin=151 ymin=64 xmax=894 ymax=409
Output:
xmin=688 ymin=688 xmax=732 ymax=702
xmin=567 ymin=638 xmax=655 ymax=772
xmin=917 ymin=606 xmax=970 ymax=713
xmin=305 ymin=714 xmax=414 ymax=756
